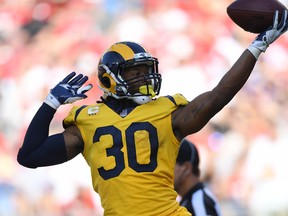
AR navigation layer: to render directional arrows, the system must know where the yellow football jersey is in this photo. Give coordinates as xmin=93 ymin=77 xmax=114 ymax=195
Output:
xmin=63 ymin=94 xmax=191 ymax=216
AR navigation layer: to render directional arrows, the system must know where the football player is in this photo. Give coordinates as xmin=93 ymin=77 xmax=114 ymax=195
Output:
xmin=17 ymin=10 xmax=288 ymax=216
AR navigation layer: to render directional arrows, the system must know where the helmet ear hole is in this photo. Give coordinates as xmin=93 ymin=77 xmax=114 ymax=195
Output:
xmin=98 ymin=65 xmax=111 ymax=88
xmin=100 ymin=75 xmax=111 ymax=88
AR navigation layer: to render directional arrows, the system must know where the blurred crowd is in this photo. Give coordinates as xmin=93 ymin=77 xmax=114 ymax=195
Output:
xmin=1 ymin=0 xmax=288 ymax=215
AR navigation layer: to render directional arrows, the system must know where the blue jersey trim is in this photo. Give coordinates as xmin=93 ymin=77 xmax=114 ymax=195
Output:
xmin=164 ymin=95 xmax=176 ymax=106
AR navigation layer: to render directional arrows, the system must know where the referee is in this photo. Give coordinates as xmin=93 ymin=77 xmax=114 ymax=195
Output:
xmin=174 ymin=139 xmax=222 ymax=216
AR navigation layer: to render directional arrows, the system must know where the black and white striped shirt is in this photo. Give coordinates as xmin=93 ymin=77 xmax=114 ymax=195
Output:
xmin=180 ymin=182 xmax=222 ymax=216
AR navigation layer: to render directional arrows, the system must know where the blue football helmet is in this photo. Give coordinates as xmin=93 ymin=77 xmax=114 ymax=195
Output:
xmin=98 ymin=41 xmax=162 ymax=104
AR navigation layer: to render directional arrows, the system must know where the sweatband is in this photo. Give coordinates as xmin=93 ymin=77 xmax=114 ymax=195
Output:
xmin=247 ymin=45 xmax=262 ymax=59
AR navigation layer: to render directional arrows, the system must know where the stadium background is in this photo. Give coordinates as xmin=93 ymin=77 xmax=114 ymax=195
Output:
xmin=0 ymin=0 xmax=288 ymax=215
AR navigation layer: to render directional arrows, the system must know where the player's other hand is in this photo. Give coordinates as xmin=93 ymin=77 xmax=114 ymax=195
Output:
xmin=251 ymin=10 xmax=288 ymax=53
xmin=45 ymin=72 xmax=93 ymax=109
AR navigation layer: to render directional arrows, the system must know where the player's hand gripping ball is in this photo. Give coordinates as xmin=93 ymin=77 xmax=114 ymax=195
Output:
xmin=227 ymin=0 xmax=287 ymax=33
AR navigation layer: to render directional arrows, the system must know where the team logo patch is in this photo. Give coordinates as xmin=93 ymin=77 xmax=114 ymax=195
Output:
xmin=88 ymin=106 xmax=99 ymax=115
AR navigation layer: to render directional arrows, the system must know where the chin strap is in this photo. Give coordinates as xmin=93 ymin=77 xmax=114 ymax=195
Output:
xmin=132 ymin=95 xmax=152 ymax=104
xmin=131 ymin=85 xmax=156 ymax=104
xmin=100 ymin=84 xmax=157 ymax=105
xmin=139 ymin=85 xmax=156 ymax=97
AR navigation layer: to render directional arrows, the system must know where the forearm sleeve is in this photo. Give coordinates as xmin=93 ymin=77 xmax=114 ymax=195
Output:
xmin=17 ymin=103 xmax=68 ymax=168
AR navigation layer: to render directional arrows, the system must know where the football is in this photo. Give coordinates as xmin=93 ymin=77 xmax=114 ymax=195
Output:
xmin=227 ymin=0 xmax=287 ymax=33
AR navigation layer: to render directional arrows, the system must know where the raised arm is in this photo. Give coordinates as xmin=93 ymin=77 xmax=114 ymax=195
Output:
xmin=17 ymin=72 xmax=93 ymax=168
xmin=172 ymin=10 xmax=288 ymax=140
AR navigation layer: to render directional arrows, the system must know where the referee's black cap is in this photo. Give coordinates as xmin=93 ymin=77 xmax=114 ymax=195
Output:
xmin=176 ymin=139 xmax=199 ymax=168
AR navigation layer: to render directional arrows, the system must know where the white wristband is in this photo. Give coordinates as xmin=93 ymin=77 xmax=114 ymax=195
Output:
xmin=44 ymin=93 xmax=61 ymax=110
xmin=247 ymin=45 xmax=262 ymax=59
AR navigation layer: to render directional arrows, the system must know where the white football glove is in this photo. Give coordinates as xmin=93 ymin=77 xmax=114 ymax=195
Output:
xmin=248 ymin=10 xmax=288 ymax=59
xmin=45 ymin=72 xmax=93 ymax=109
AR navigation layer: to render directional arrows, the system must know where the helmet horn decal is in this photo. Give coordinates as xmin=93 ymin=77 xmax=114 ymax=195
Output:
xmin=107 ymin=44 xmax=135 ymax=61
